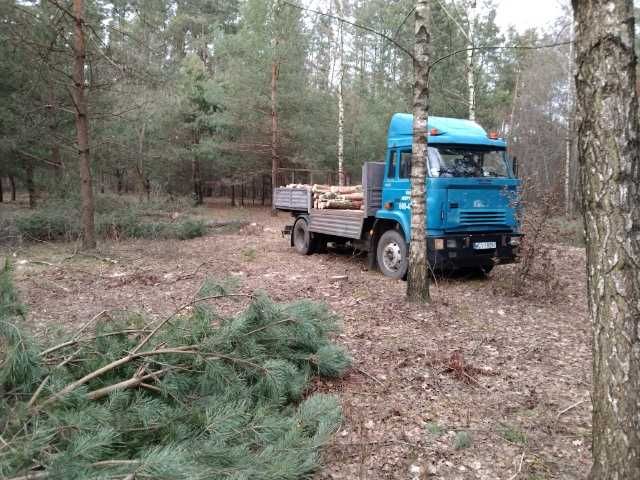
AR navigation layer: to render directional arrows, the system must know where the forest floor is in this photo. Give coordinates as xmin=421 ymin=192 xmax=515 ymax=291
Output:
xmin=3 ymin=200 xmax=591 ymax=480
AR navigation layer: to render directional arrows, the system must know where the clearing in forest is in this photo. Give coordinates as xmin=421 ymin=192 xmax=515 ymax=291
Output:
xmin=5 ymin=202 xmax=591 ymax=479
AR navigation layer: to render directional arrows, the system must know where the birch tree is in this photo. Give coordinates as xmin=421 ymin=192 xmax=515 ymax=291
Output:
xmin=572 ymin=0 xmax=640 ymax=476
xmin=335 ymin=0 xmax=345 ymax=186
xmin=466 ymin=0 xmax=476 ymax=121
xmin=406 ymin=0 xmax=431 ymax=303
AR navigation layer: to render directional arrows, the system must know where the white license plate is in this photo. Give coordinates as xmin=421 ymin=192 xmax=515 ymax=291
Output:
xmin=473 ymin=241 xmax=496 ymax=250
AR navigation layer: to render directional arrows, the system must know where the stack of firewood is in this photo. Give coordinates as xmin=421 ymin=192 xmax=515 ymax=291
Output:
xmin=312 ymin=184 xmax=363 ymax=210
xmin=282 ymin=183 xmax=364 ymax=210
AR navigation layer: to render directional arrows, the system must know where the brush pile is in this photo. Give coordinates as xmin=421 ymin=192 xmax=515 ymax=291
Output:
xmin=284 ymin=184 xmax=364 ymax=210
xmin=0 ymin=263 xmax=351 ymax=480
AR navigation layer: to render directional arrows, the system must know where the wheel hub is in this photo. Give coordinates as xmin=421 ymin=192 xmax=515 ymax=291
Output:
xmin=382 ymin=242 xmax=402 ymax=271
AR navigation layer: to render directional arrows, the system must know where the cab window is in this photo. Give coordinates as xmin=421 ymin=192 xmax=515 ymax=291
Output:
xmin=399 ymin=150 xmax=412 ymax=178
xmin=387 ymin=151 xmax=397 ymax=179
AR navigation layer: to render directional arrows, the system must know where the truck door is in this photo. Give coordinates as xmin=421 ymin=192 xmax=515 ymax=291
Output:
xmin=382 ymin=150 xmax=402 ymax=205
xmin=381 ymin=148 xmax=412 ymax=234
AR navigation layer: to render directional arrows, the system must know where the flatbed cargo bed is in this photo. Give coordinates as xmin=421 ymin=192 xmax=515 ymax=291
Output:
xmin=273 ymin=162 xmax=384 ymax=241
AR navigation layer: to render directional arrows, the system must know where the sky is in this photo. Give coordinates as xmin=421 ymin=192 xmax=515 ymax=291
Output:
xmin=493 ymin=0 xmax=568 ymax=33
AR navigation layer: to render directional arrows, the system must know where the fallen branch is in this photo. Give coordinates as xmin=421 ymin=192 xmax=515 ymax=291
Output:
xmin=507 ymin=451 xmax=525 ymax=480
xmin=86 ymin=368 xmax=171 ymax=400
xmin=557 ymin=398 xmax=587 ymax=419
xmin=41 ymin=329 xmax=151 ymax=357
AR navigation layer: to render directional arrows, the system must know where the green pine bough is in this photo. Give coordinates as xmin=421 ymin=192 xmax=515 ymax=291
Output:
xmin=0 ymin=262 xmax=351 ymax=480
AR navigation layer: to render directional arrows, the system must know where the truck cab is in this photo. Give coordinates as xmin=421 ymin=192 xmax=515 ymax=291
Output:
xmin=373 ymin=113 xmax=522 ymax=278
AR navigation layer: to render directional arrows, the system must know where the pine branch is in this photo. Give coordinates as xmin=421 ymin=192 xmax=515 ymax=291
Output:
xmin=131 ymin=293 xmax=254 ymax=355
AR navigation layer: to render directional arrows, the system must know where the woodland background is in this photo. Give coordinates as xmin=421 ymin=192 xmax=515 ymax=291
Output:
xmin=3 ymin=0 xmax=627 ymax=211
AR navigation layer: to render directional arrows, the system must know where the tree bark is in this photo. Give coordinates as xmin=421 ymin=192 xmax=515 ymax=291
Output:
xmin=573 ymin=0 xmax=640 ymax=477
xmin=0 ymin=177 xmax=3 ymax=203
xmin=72 ymin=0 xmax=96 ymax=249
xmin=136 ymin=123 xmax=147 ymax=202
xmin=270 ymin=0 xmax=280 ymax=216
xmin=336 ymin=0 xmax=345 ymax=187
xmin=406 ymin=0 xmax=431 ymax=303
xmin=9 ymin=175 xmax=16 ymax=201
xmin=192 ymin=131 xmax=203 ymax=205
xmin=24 ymin=157 xmax=36 ymax=209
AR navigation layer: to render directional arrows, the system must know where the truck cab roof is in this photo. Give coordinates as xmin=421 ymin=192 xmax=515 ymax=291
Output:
xmin=387 ymin=113 xmax=507 ymax=149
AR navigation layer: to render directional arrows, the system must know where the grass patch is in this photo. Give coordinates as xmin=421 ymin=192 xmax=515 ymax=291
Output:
xmin=242 ymin=247 xmax=257 ymax=262
xmin=424 ymin=422 xmax=443 ymax=436
xmin=454 ymin=431 xmax=472 ymax=450
xmin=498 ymin=423 xmax=528 ymax=445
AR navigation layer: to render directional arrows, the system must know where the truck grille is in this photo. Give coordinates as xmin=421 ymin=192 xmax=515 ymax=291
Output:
xmin=459 ymin=210 xmax=506 ymax=225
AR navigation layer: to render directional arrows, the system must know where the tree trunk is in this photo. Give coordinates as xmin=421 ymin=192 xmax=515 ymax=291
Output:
xmin=192 ymin=157 xmax=203 ymax=205
xmin=231 ymin=184 xmax=235 ymax=207
xmin=270 ymin=0 xmax=280 ymax=216
xmin=136 ymin=123 xmax=147 ymax=202
xmin=336 ymin=0 xmax=345 ymax=187
xmin=72 ymin=0 xmax=96 ymax=249
xmin=406 ymin=0 xmax=431 ymax=303
xmin=25 ymin=157 xmax=36 ymax=209
xmin=9 ymin=175 xmax=16 ymax=201
xmin=192 ymin=131 xmax=203 ymax=205
xmin=466 ymin=1 xmax=476 ymax=121
xmin=262 ymin=175 xmax=266 ymax=205
xmin=0 ymin=177 xmax=3 ymax=203
xmin=573 ymin=0 xmax=640 ymax=477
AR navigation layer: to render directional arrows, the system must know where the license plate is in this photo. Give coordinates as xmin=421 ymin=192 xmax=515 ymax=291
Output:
xmin=473 ymin=241 xmax=496 ymax=250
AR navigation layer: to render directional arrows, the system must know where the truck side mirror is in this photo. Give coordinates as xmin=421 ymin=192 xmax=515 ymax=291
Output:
xmin=512 ymin=156 xmax=519 ymax=178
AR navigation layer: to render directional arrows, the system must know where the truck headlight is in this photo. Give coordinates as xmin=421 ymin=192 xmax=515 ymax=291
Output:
xmin=509 ymin=237 xmax=521 ymax=246
xmin=434 ymin=239 xmax=445 ymax=250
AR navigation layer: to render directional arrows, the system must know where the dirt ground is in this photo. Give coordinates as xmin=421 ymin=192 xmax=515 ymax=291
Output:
xmin=2 ymin=201 xmax=591 ymax=480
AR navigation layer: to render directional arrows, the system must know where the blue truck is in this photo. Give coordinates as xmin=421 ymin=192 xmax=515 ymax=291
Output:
xmin=274 ymin=113 xmax=522 ymax=279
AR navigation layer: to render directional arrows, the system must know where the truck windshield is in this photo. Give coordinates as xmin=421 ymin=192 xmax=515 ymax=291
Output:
xmin=428 ymin=146 xmax=510 ymax=178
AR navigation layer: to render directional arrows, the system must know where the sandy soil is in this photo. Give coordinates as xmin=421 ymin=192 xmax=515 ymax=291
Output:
xmin=2 ymin=201 xmax=591 ymax=479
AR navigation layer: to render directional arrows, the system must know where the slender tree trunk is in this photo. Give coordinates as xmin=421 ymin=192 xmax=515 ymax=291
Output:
xmin=25 ymin=157 xmax=36 ymax=209
xmin=466 ymin=0 xmax=476 ymax=121
xmin=336 ymin=0 xmax=345 ymax=186
xmin=406 ymin=0 xmax=431 ymax=303
xmin=231 ymin=184 xmax=235 ymax=207
xmin=270 ymin=0 xmax=280 ymax=215
xmin=48 ymin=88 xmax=63 ymax=177
xmin=0 ymin=177 xmax=3 ymax=203
xmin=192 ymin=131 xmax=203 ymax=205
xmin=261 ymin=175 xmax=266 ymax=205
xmin=72 ymin=0 xmax=96 ymax=249
xmin=9 ymin=175 xmax=16 ymax=201
xmin=573 ymin=0 xmax=640 ymax=477
xmin=136 ymin=123 xmax=147 ymax=202
xmin=564 ymin=28 xmax=574 ymax=217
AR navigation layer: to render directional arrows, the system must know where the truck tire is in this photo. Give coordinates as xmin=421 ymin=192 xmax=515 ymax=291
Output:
xmin=292 ymin=217 xmax=315 ymax=255
xmin=376 ymin=229 xmax=408 ymax=279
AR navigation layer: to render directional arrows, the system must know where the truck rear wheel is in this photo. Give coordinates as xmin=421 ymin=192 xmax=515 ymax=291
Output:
xmin=292 ymin=217 xmax=315 ymax=255
xmin=376 ymin=230 xmax=408 ymax=279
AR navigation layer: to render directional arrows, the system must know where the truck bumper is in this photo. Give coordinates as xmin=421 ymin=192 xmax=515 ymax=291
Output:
xmin=427 ymin=232 xmax=522 ymax=270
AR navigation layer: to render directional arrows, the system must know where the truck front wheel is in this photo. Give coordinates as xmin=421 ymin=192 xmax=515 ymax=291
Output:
xmin=292 ymin=217 xmax=315 ymax=255
xmin=376 ymin=230 xmax=408 ymax=279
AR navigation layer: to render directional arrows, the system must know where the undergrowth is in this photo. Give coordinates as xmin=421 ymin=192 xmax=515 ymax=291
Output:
xmin=0 ymin=263 xmax=351 ymax=480
xmin=9 ymin=195 xmax=207 ymax=242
